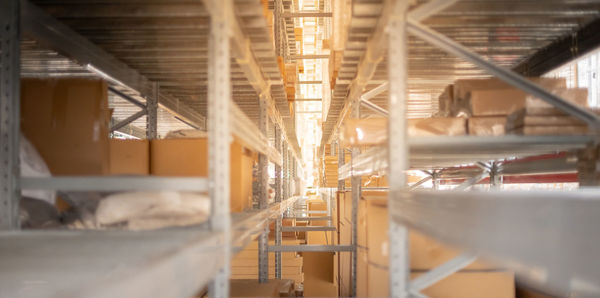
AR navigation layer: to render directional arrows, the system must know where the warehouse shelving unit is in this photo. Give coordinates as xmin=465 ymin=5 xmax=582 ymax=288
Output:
xmin=0 ymin=0 xmax=308 ymax=297
xmin=321 ymin=0 xmax=600 ymax=297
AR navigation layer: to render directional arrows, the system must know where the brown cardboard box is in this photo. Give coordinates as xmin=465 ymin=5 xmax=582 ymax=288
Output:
xmin=150 ymin=138 xmax=253 ymax=212
xmin=468 ymin=116 xmax=507 ymax=136
xmin=453 ymin=77 xmax=566 ymax=104
xmin=467 ymin=87 xmax=585 ymax=116
xmin=21 ymin=78 xmax=110 ymax=175
xmin=230 ymin=279 xmax=280 ymax=297
xmin=303 ymin=252 xmax=337 ymax=297
xmin=342 ymin=117 xmax=466 ymax=146
xmin=109 ymin=139 xmax=149 ymax=175
xmin=365 ymin=197 xmax=495 ymax=270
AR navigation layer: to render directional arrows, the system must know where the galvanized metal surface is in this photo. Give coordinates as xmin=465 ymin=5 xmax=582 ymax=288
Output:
xmin=321 ymin=0 xmax=600 ymax=147
xmin=392 ymin=189 xmax=600 ymax=297
xmin=0 ymin=0 xmax=21 ymax=229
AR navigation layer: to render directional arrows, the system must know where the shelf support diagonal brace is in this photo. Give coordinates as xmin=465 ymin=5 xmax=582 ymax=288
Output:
xmin=406 ymin=18 xmax=600 ymax=130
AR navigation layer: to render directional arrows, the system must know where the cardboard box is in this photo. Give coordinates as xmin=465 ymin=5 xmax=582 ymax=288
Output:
xmin=21 ymin=78 xmax=110 ymax=175
xmin=466 ymin=86 xmax=584 ymax=116
xmin=364 ymin=197 xmax=494 ymax=270
xmin=341 ymin=117 xmax=467 ymax=146
xmin=453 ymin=77 xmax=566 ymax=105
xmin=303 ymin=252 xmax=337 ymax=297
xmin=468 ymin=116 xmax=507 ymax=136
xmin=150 ymin=138 xmax=253 ymax=212
xmin=109 ymin=139 xmax=149 ymax=175
xmin=230 ymin=279 xmax=280 ymax=297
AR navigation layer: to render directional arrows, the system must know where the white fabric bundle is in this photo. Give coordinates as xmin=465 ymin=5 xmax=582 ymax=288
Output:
xmin=96 ymin=191 xmax=210 ymax=230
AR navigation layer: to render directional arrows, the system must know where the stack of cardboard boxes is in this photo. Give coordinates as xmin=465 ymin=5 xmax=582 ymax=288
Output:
xmin=21 ymin=78 xmax=255 ymax=213
xmin=303 ymin=197 xmax=338 ymax=297
xmin=437 ymin=77 xmax=590 ymax=136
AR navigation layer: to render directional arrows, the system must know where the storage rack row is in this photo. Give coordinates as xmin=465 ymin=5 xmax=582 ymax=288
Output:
xmin=318 ymin=0 xmax=600 ymax=297
xmin=0 ymin=0 xmax=309 ymax=297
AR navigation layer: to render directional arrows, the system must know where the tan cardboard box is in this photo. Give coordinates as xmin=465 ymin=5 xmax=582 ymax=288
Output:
xmin=230 ymin=279 xmax=280 ymax=297
xmin=342 ymin=117 xmax=466 ymax=146
xmin=365 ymin=197 xmax=495 ymax=270
xmin=21 ymin=78 xmax=110 ymax=175
xmin=150 ymin=138 xmax=253 ymax=212
xmin=109 ymin=139 xmax=149 ymax=175
xmin=303 ymin=252 xmax=338 ymax=297
xmin=468 ymin=87 xmax=586 ymax=116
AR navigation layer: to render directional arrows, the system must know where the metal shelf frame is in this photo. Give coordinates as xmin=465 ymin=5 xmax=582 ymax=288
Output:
xmin=1 ymin=0 xmax=305 ymax=297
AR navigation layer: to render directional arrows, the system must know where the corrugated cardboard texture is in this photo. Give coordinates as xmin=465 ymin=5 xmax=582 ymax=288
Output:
xmin=341 ymin=117 xmax=466 ymax=146
xmin=109 ymin=139 xmax=149 ymax=175
xmin=230 ymin=279 xmax=280 ymax=297
xmin=21 ymin=78 xmax=110 ymax=175
xmin=364 ymin=196 xmax=496 ymax=270
xmin=303 ymin=252 xmax=337 ymax=297
xmin=150 ymin=138 xmax=253 ymax=212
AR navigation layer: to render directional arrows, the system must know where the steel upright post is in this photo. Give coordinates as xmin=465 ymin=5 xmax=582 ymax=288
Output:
xmin=0 ymin=0 xmax=21 ymax=230
xmin=350 ymin=105 xmax=361 ymax=296
xmin=283 ymin=142 xmax=289 ymax=200
xmin=258 ymin=95 xmax=270 ymax=209
xmin=257 ymin=95 xmax=270 ymax=282
xmin=388 ymin=0 xmax=410 ymax=297
xmin=275 ymin=126 xmax=282 ymax=203
xmin=258 ymin=225 xmax=270 ymax=282
xmin=275 ymin=215 xmax=282 ymax=279
xmin=207 ymin=0 xmax=232 ymax=295
xmin=146 ymin=82 xmax=159 ymax=139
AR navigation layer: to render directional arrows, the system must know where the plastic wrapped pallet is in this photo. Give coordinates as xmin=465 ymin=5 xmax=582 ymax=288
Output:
xmin=451 ymin=77 xmax=567 ymax=116
xmin=505 ymin=90 xmax=591 ymax=135
xmin=340 ymin=117 xmax=467 ymax=146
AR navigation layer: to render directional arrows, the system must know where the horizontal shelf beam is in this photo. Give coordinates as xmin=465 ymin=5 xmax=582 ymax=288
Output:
xmin=290 ymin=55 xmax=329 ymax=60
xmin=281 ymin=12 xmax=332 ymax=18
xmin=268 ymin=245 xmax=354 ymax=252
xmin=21 ymin=177 xmax=208 ymax=192
xmin=283 ymin=216 xmax=331 ymax=221
xmin=281 ymin=226 xmax=336 ymax=232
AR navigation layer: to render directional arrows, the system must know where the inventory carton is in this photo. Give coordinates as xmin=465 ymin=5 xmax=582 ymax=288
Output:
xmin=229 ymin=279 xmax=280 ymax=297
xmin=21 ymin=78 xmax=110 ymax=175
xmin=341 ymin=117 xmax=466 ymax=146
xmin=303 ymin=252 xmax=337 ymax=297
xmin=150 ymin=138 xmax=253 ymax=212
xmin=109 ymin=139 xmax=149 ymax=175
